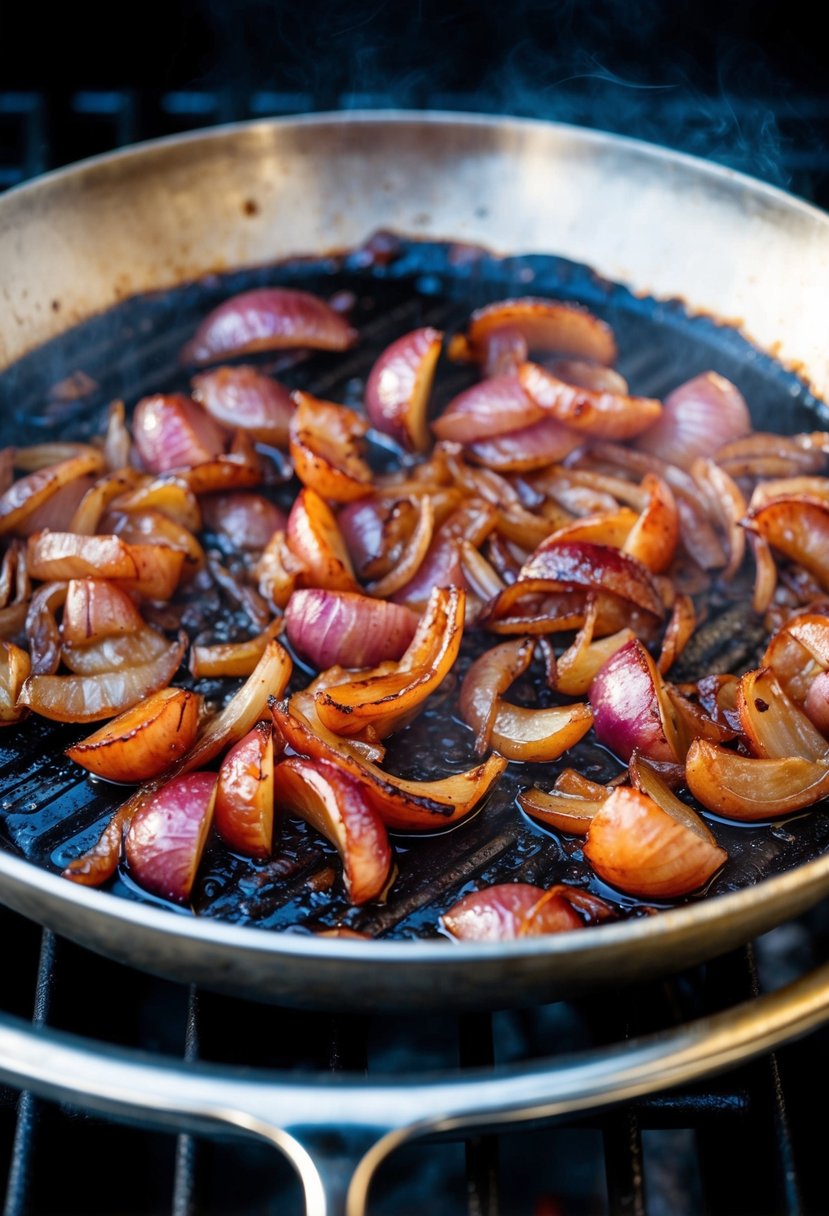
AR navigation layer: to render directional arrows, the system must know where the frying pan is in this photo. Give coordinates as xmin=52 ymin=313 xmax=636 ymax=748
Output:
xmin=2 ymin=112 xmax=829 ymax=1015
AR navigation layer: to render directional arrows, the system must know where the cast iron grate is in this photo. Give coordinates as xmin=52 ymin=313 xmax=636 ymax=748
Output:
xmin=3 ymin=896 xmax=828 ymax=1215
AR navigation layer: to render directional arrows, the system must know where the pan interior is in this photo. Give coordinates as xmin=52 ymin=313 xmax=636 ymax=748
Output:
xmin=2 ymin=236 xmax=828 ymax=941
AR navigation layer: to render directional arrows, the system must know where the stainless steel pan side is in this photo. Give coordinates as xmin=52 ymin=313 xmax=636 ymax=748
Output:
xmin=2 ymin=113 xmax=829 ymax=1011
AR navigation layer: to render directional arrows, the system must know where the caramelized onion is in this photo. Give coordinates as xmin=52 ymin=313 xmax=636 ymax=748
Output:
xmin=215 ymin=722 xmax=275 ymax=859
xmin=467 ymin=415 xmax=583 ymax=472
xmin=433 ymin=377 xmax=544 ymax=443
xmin=520 ymin=363 xmax=662 ymax=440
xmin=736 ymin=667 xmax=829 ymax=762
xmin=65 ymin=687 xmax=201 ymax=782
xmin=745 ymin=497 xmax=829 ymax=591
xmin=125 ymin=772 xmax=218 ymax=903
xmin=584 ymin=786 xmax=727 ymax=898
xmin=62 ymin=579 xmax=144 ymax=645
xmin=459 ymin=637 xmax=534 ymax=753
xmin=189 ymin=619 xmax=283 ymax=680
xmin=0 ymin=451 xmax=105 ymax=537
xmin=686 ymin=738 xmax=829 ymax=820
xmin=289 ymin=393 xmax=372 ymax=503
xmin=589 ymin=638 xmax=679 ymax=764
xmin=441 ymin=882 xmax=584 ymax=941
xmin=132 ymin=393 xmax=227 ymax=474
xmin=202 ymin=492 xmax=285 ymax=552
xmin=0 ymin=640 xmax=31 ymax=723
xmin=287 ymin=488 xmax=359 ymax=593
xmin=458 ymin=298 xmax=617 ymax=367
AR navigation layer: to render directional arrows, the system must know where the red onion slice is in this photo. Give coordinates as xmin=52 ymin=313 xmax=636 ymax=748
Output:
xmin=182 ymin=288 xmax=358 ymax=365
xmin=191 ymin=366 xmax=295 ymax=447
xmin=133 ymin=394 xmax=227 ymax=474
xmin=284 ymin=588 xmax=418 ymax=670
xmin=464 ymin=298 xmax=617 ymax=366
xmin=589 ymin=638 xmax=679 ymax=764
xmin=466 ymin=415 xmax=583 ymax=472
xmin=365 ymin=326 xmax=442 ymax=452
xmin=433 ymin=376 xmax=544 ymax=443
xmin=635 ymin=371 xmax=751 ymax=470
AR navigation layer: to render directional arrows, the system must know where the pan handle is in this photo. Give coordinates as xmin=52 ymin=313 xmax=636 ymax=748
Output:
xmin=3 ymin=958 xmax=829 ymax=1216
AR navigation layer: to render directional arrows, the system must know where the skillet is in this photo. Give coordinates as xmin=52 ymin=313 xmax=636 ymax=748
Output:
xmin=1 ymin=112 xmax=829 ymax=1012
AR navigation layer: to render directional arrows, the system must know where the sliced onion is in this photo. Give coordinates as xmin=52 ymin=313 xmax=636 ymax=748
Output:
xmin=202 ymin=492 xmax=285 ymax=552
xmin=554 ymin=598 xmax=634 ymax=696
xmin=256 ymin=530 xmax=307 ymax=610
xmin=25 ymin=581 xmax=67 ymax=675
xmin=519 ymin=540 xmax=666 ymax=620
xmin=191 ymin=365 xmax=295 ymax=447
xmin=459 ymin=540 xmax=505 ymax=601
xmin=132 ymin=393 xmax=227 ymax=474
xmin=179 ymin=454 xmax=263 ymax=496
xmin=105 ymin=509 xmax=205 ymax=580
xmin=390 ymin=496 xmax=495 ymax=606
xmin=544 ymin=508 xmax=638 ymax=551
xmin=314 ymin=586 xmax=464 ymax=736
xmin=622 ymin=474 xmax=679 ymax=574
xmin=691 ymin=457 xmax=747 ymax=579
xmin=339 ymin=496 xmax=420 ymax=580
xmin=628 ymin=753 xmax=717 ymax=843
xmin=635 ymin=372 xmax=750 ymax=469
xmin=489 ymin=701 xmax=593 ymax=763
xmin=467 ymin=415 xmax=583 ymax=472
xmin=433 ymin=377 xmax=544 ymax=443
xmin=65 ymin=687 xmax=201 ymax=782
xmin=27 ymin=532 xmax=138 ymax=581
xmin=686 ymin=738 xmax=829 ymax=820
xmin=62 ymin=579 xmax=144 ymax=645
xmin=589 ymin=638 xmax=680 ymax=764
xmin=287 ymin=488 xmax=360 ymax=594
xmin=520 ymin=362 xmax=662 ymax=440
xmin=365 ymin=326 xmax=442 ymax=452
xmin=276 ymin=756 xmax=393 ymax=904
xmin=804 ymin=670 xmax=829 ymax=736
xmin=583 ymin=786 xmax=726 ymax=898
xmin=273 ymin=703 xmax=507 ymax=832
xmin=62 ymin=799 xmax=136 ymax=887
xmin=104 ymin=399 xmax=131 ymax=470
xmin=750 ymin=476 xmax=829 ymax=511
xmin=715 ymin=433 xmax=825 ymax=478
xmin=547 ymin=359 xmax=629 ymax=394
xmin=112 ymin=476 xmax=203 ymax=534
xmin=19 ymin=633 xmax=186 ymax=723
xmin=62 ymin=627 xmax=171 ymax=675
xmin=366 ymin=496 xmax=435 ymax=598
xmin=289 ymin=392 xmax=372 ymax=503
xmin=0 ymin=640 xmax=31 ymax=724
xmin=441 ymin=882 xmax=584 ymax=941
xmin=677 ymin=497 xmax=727 ymax=571
xmin=125 ymin=772 xmax=217 ymax=904
xmin=289 ymin=672 xmax=387 ymax=764
xmin=459 ymin=637 xmax=534 ymax=753
xmin=189 ymin=619 xmax=282 ymax=680
xmin=460 ymin=298 xmax=617 ymax=366
xmin=182 ymin=287 xmax=358 ymax=365
xmin=736 ymin=667 xmax=829 ymax=762
xmin=0 ymin=451 xmax=105 ymax=537
xmin=657 ymin=594 xmax=696 ymax=675
xmin=215 ymin=723 xmax=275 ymax=858
xmin=69 ymin=468 xmax=145 ymax=536
xmin=0 ymin=602 xmax=27 ymax=641
xmin=518 ymin=785 xmax=606 ymax=835
xmin=745 ymin=497 xmax=829 ymax=591
xmin=285 ymin=588 xmax=418 ymax=670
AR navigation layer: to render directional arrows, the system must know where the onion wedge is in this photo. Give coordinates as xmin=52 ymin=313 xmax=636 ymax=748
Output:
xmin=215 ymin=722 xmax=275 ymax=858
xmin=584 ymin=786 xmax=727 ymax=897
xmin=686 ymin=738 xmax=829 ymax=820
xmin=745 ymin=497 xmax=829 ymax=591
xmin=441 ymin=882 xmax=585 ymax=941
xmin=289 ymin=393 xmax=373 ymax=503
xmin=518 ymin=785 xmax=607 ymax=835
xmin=736 ymin=667 xmax=829 ymax=762
xmin=456 ymin=298 xmax=617 ymax=366
xmin=182 ymin=287 xmax=358 ymax=365
xmin=272 ymin=704 xmax=507 ymax=832
xmin=590 ymin=638 xmax=680 ymax=764
xmin=0 ymin=641 xmax=31 ymax=724
xmin=65 ymin=688 xmax=201 ymax=782
xmin=520 ymin=362 xmax=662 ymax=440
xmin=276 ymin=756 xmax=393 ymax=904
xmin=287 ymin=488 xmax=360 ymax=594
xmin=365 ymin=326 xmax=442 ymax=452
xmin=459 ymin=637 xmax=534 ymax=754
xmin=192 ymin=365 xmax=295 ymax=447
xmin=0 ymin=451 xmax=105 ymax=536
xmin=19 ymin=633 xmax=186 ymax=723
xmin=489 ymin=701 xmax=593 ymax=762
xmin=189 ymin=619 xmax=283 ymax=679
xmin=125 ymin=772 xmax=218 ymax=903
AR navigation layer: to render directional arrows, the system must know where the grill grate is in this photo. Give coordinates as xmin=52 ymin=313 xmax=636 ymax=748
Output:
xmin=4 ymin=895 xmax=827 ymax=1215
xmin=2 ymin=88 xmax=829 ymax=1215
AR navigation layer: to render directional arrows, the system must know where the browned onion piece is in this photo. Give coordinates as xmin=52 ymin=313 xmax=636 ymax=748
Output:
xmin=716 ymin=433 xmax=825 ymax=478
xmin=459 ymin=540 xmax=506 ymax=601
xmin=489 ymin=701 xmax=593 ymax=763
xmin=181 ymin=639 xmax=293 ymax=774
xmin=19 ymin=633 xmax=186 ymax=723
xmin=391 ymin=497 xmax=496 ymax=606
xmin=65 ymin=687 xmax=201 ymax=782
xmin=285 ymin=588 xmax=418 ymax=670
xmin=466 ymin=415 xmax=583 ymax=472
xmin=287 ymin=488 xmax=360 ymax=594
xmin=459 ymin=637 xmax=534 ymax=753
xmin=686 ymin=738 xmax=829 ymax=820
xmin=366 ymin=496 xmax=435 ymax=599
xmin=105 ymin=509 xmax=205 ymax=580
xmin=691 ymin=457 xmax=747 ymax=579
xmin=745 ymin=497 xmax=829 ymax=591
xmin=104 ymin=400 xmax=131 ymax=471
xmin=114 ymin=544 xmax=185 ymax=602
xmin=460 ymin=298 xmax=617 ymax=367
xmin=584 ymin=786 xmax=726 ymax=898
xmin=289 ymin=672 xmax=387 ymax=764
xmin=62 ymin=579 xmax=144 ymax=645
xmin=112 ymin=476 xmax=203 ymax=534
xmin=520 ymin=362 xmax=662 ymax=440
xmin=256 ymin=529 xmax=307 ymax=610
xmin=27 ymin=532 xmax=138 ymax=581
xmin=628 ymin=753 xmax=717 ymax=844
xmin=622 ymin=474 xmax=679 ymax=574
xmin=69 ymin=469 xmax=144 ymax=535
xmin=433 ymin=377 xmax=545 ymax=443
xmin=0 ymin=451 xmax=106 ymax=537
xmin=25 ymin=582 xmax=67 ymax=675
xmin=289 ymin=392 xmax=372 ymax=503
xmin=657 ymin=593 xmax=696 ymax=674
xmin=750 ymin=476 xmax=829 ymax=510
xmin=191 ymin=365 xmax=295 ymax=447
xmin=736 ymin=667 xmax=829 ymax=762
xmin=13 ymin=443 xmax=101 ymax=472
xmin=441 ymin=882 xmax=585 ymax=941
xmin=0 ymin=640 xmax=31 ymax=723
xmin=179 ymin=454 xmax=263 ymax=496
xmin=518 ymin=785 xmax=606 ymax=835
xmin=519 ymin=540 xmax=665 ymax=620
xmin=635 ymin=372 xmax=750 ymax=469
xmin=365 ymin=326 xmax=442 ymax=453
xmin=182 ymin=288 xmax=358 ymax=364
xmin=62 ymin=627 xmax=172 ymax=675
xmin=202 ymin=492 xmax=285 ymax=552
xmin=339 ymin=496 xmax=420 ymax=580
xmin=189 ymin=619 xmax=283 ymax=679
xmin=0 ymin=602 xmax=26 ymax=642
xmin=62 ymin=798 xmax=136 ymax=887
xmin=554 ymin=598 xmax=634 ymax=696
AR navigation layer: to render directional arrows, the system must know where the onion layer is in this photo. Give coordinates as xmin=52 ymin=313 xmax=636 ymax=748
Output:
xmin=365 ymin=326 xmax=442 ymax=452
xmin=65 ymin=687 xmax=201 ymax=782
xmin=182 ymin=287 xmax=358 ymax=364
xmin=285 ymin=588 xmax=418 ymax=670
xmin=635 ymin=372 xmax=750 ymax=469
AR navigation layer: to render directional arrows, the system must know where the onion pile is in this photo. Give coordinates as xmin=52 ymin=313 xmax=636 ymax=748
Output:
xmin=4 ymin=278 xmax=829 ymax=935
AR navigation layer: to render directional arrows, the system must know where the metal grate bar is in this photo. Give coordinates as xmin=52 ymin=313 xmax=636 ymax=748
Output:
xmin=3 ymin=931 xmax=56 ymax=1216
xmin=458 ymin=1014 xmax=500 ymax=1216
xmin=171 ymin=986 xmax=200 ymax=1216
xmin=602 ymin=1109 xmax=646 ymax=1216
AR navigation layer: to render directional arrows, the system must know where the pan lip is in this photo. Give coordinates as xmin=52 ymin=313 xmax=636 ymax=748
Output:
xmin=2 ymin=843 xmax=829 ymax=966
xmin=1 ymin=107 xmax=827 ymax=234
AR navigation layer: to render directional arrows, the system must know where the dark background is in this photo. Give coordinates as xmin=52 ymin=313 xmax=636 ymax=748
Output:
xmin=1 ymin=0 xmax=828 ymax=203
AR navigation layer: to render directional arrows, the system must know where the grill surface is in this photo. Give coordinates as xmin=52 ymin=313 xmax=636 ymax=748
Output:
xmin=3 ymin=88 xmax=829 ymax=1215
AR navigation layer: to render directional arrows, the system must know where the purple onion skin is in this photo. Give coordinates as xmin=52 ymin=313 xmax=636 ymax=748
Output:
xmin=589 ymin=638 xmax=674 ymax=763
xmin=284 ymin=589 xmax=418 ymax=670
